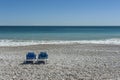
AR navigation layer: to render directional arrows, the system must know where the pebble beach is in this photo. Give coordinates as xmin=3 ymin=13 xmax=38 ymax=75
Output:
xmin=0 ymin=44 xmax=120 ymax=80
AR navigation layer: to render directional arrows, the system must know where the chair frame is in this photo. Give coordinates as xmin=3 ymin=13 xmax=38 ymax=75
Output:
xmin=25 ymin=52 xmax=36 ymax=64
xmin=37 ymin=52 xmax=48 ymax=64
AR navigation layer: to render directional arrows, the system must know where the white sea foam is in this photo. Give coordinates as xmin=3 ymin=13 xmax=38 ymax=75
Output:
xmin=0 ymin=38 xmax=120 ymax=46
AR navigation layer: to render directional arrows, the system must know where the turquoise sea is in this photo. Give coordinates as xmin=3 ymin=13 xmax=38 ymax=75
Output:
xmin=0 ymin=26 xmax=120 ymax=46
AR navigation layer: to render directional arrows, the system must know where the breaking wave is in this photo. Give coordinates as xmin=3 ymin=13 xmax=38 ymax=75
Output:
xmin=0 ymin=38 xmax=120 ymax=46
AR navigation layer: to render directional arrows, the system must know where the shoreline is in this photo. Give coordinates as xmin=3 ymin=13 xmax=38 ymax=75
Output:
xmin=0 ymin=44 xmax=120 ymax=80
xmin=1 ymin=38 xmax=120 ymax=47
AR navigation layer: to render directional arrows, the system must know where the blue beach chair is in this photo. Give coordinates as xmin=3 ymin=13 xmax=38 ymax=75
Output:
xmin=25 ymin=52 xmax=36 ymax=63
xmin=37 ymin=52 xmax=48 ymax=64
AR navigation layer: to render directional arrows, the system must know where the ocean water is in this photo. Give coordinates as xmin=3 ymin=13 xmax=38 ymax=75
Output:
xmin=0 ymin=26 xmax=120 ymax=46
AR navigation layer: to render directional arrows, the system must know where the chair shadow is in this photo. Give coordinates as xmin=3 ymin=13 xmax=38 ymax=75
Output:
xmin=20 ymin=61 xmax=34 ymax=65
xmin=20 ymin=61 xmax=46 ymax=65
xmin=35 ymin=61 xmax=45 ymax=64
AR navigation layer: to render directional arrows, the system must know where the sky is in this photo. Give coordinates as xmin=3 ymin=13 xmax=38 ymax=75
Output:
xmin=0 ymin=0 xmax=120 ymax=26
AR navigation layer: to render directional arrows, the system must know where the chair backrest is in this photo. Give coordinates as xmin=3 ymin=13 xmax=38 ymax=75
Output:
xmin=26 ymin=52 xmax=36 ymax=59
xmin=38 ymin=52 xmax=48 ymax=59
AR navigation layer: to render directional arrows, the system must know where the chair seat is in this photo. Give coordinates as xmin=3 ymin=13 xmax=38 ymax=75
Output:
xmin=26 ymin=52 xmax=36 ymax=60
xmin=38 ymin=52 xmax=48 ymax=59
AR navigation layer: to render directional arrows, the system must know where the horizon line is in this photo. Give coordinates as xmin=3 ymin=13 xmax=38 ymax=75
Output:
xmin=0 ymin=25 xmax=120 ymax=27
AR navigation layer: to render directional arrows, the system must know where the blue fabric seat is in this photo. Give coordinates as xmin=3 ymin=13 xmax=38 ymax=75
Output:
xmin=38 ymin=52 xmax=48 ymax=59
xmin=26 ymin=52 xmax=36 ymax=59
